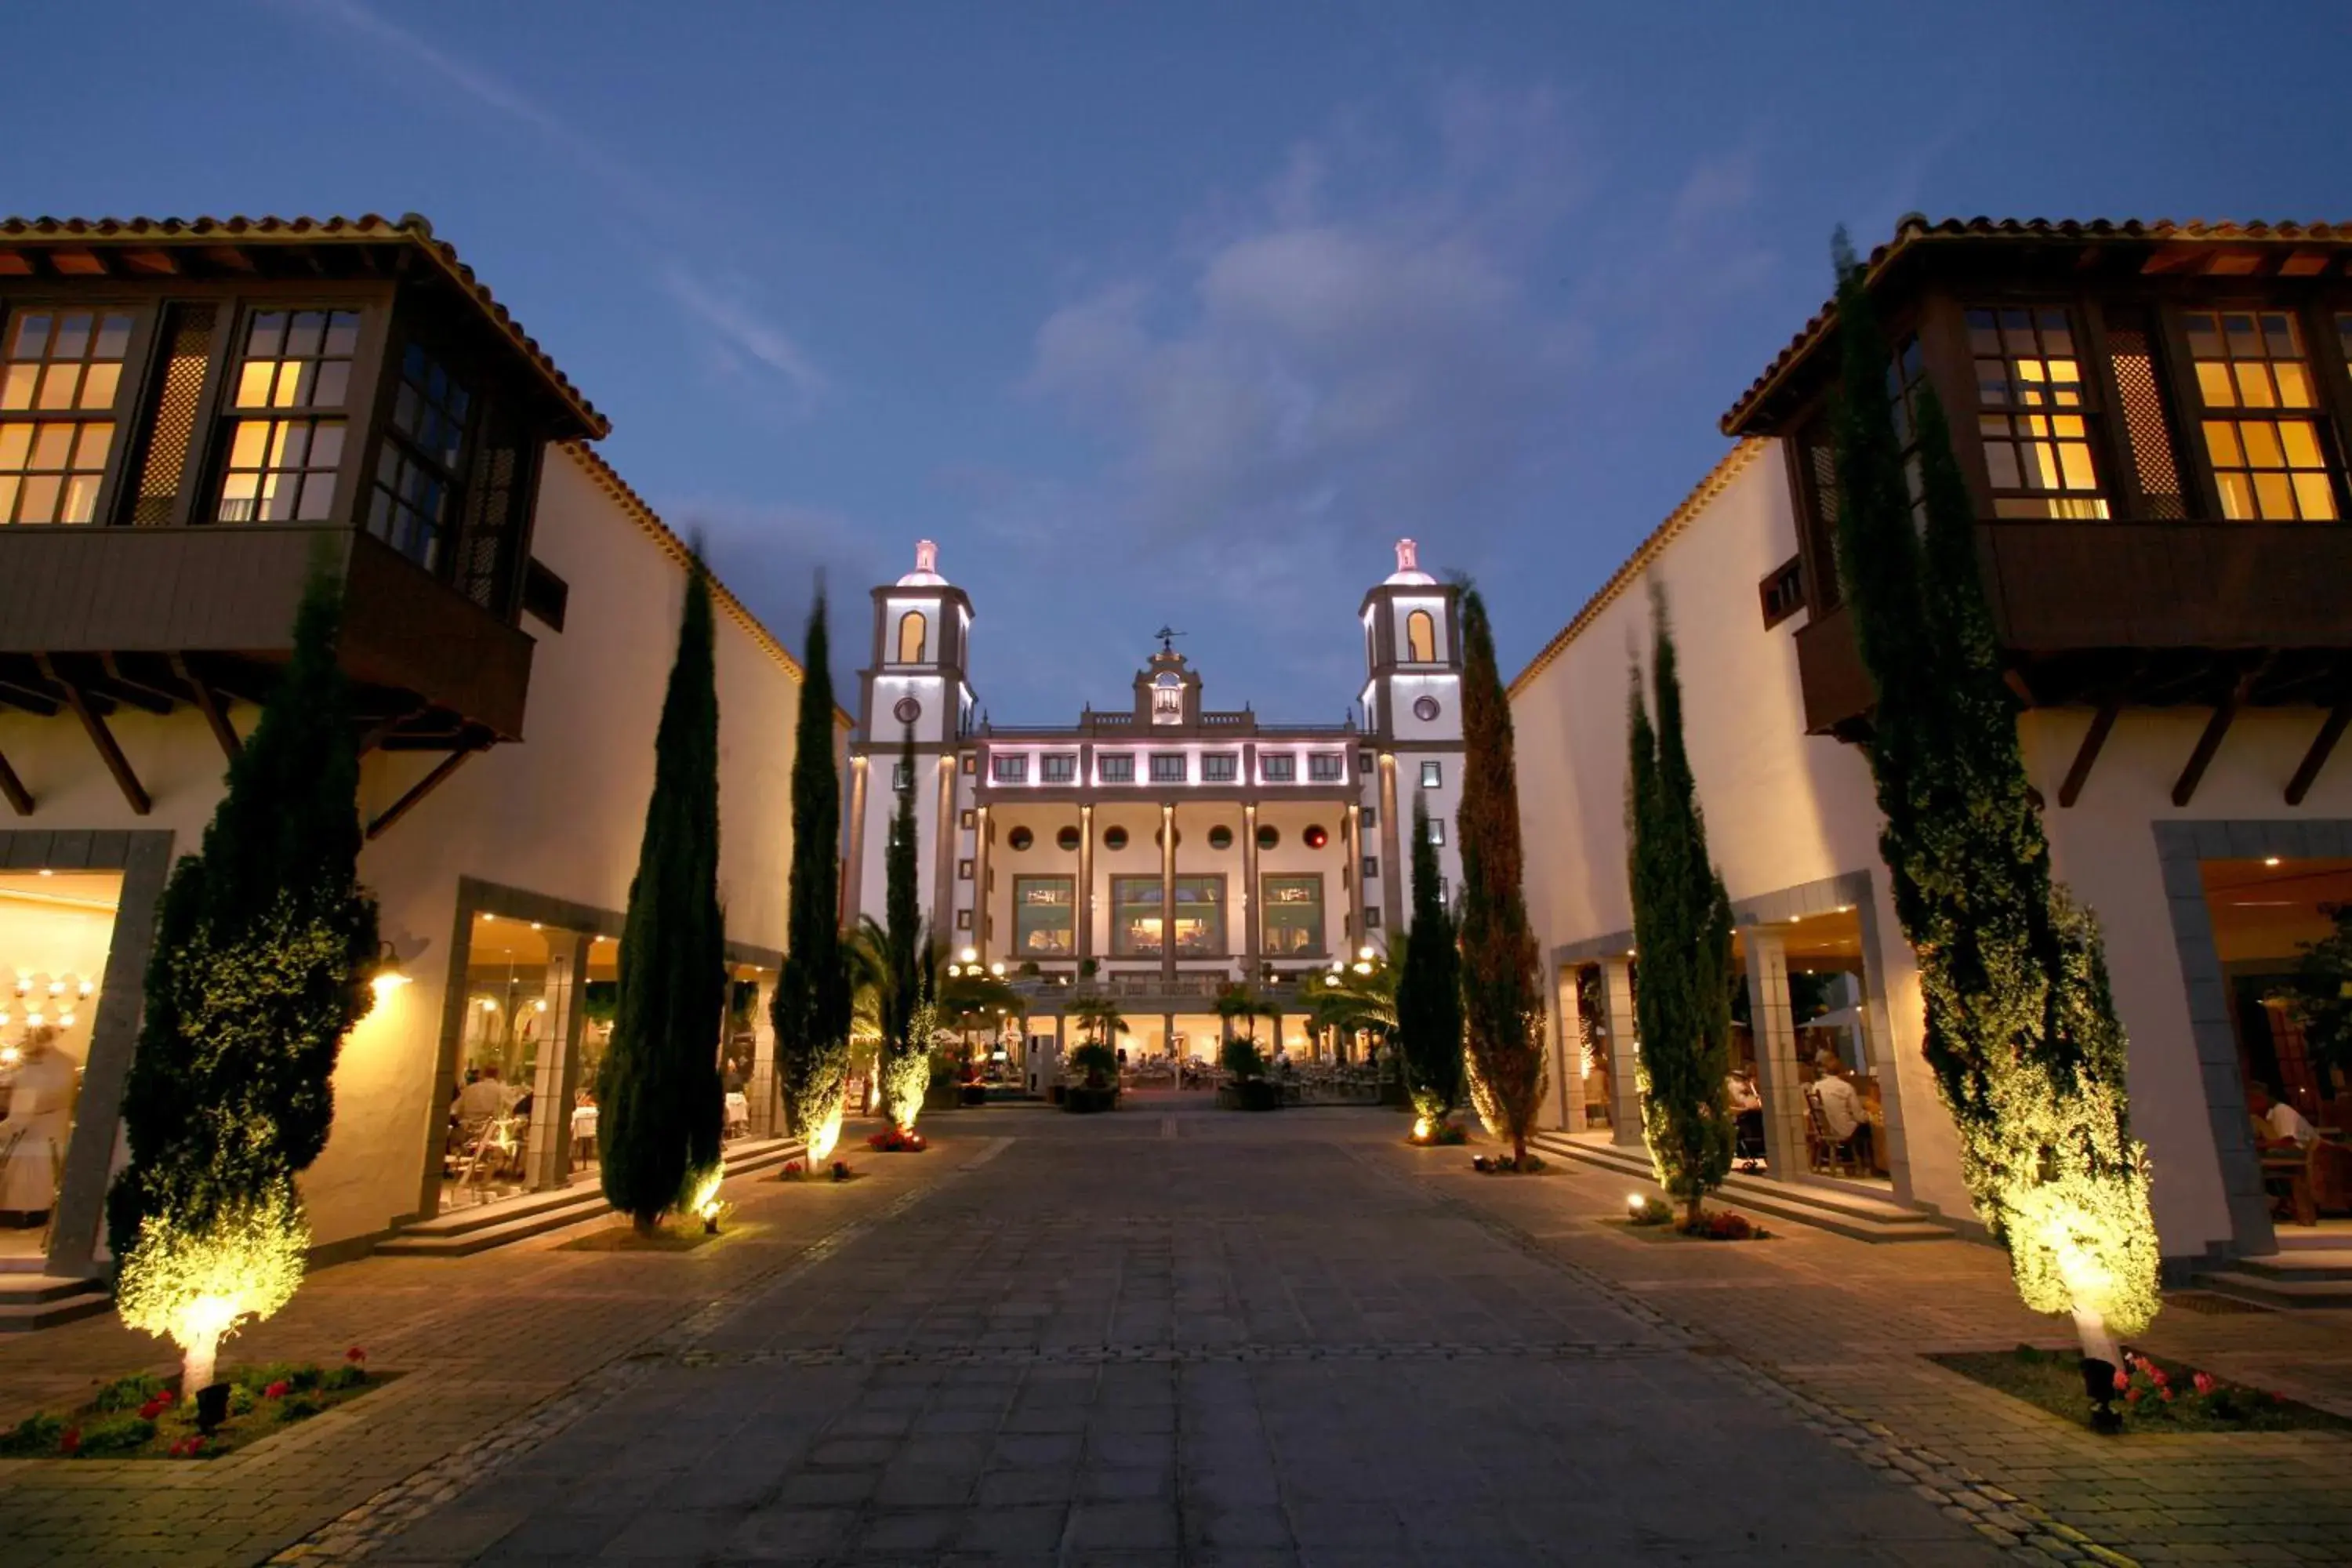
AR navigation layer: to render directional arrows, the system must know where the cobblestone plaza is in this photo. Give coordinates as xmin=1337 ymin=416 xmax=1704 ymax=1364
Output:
xmin=3 ymin=1102 xmax=2348 ymax=1566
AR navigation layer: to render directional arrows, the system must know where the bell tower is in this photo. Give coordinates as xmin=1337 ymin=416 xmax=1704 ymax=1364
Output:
xmin=1358 ymin=539 xmax=1462 ymax=744
xmin=858 ymin=539 xmax=975 ymax=746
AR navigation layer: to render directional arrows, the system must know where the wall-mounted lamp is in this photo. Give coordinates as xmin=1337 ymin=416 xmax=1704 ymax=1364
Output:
xmin=370 ymin=942 xmax=412 ymax=998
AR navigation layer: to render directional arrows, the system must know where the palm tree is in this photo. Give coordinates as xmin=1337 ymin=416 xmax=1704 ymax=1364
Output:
xmin=1311 ymin=940 xmax=1402 ymax=1049
xmin=1069 ymin=994 xmax=1130 ymax=1050
xmin=1215 ymin=984 xmax=1283 ymax=1047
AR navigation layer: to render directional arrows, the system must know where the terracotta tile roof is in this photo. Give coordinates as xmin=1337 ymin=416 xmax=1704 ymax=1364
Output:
xmin=558 ymin=441 xmax=854 ymax=728
xmin=1721 ymin=215 xmax=2352 ymax=437
xmin=0 ymin=213 xmax=607 ymax=438
xmin=1508 ymin=437 xmax=1769 ymax=699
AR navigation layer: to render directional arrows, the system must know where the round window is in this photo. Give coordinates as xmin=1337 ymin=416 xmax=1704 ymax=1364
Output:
xmin=1207 ymin=825 xmax=1234 ymax=851
xmin=892 ymin=696 xmax=922 ymax=724
xmin=1056 ymin=826 xmax=1081 ymax=851
xmin=1304 ymin=825 xmax=1329 ymax=850
xmin=1007 ymin=826 xmax=1033 ymax=851
xmin=1104 ymin=826 xmax=1129 ymax=851
xmin=1413 ymin=695 xmax=1441 ymax=722
xmin=1256 ymin=825 xmax=1279 ymax=851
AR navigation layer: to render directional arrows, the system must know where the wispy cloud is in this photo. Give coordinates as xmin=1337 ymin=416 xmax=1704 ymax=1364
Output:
xmin=281 ymin=0 xmax=831 ymax=416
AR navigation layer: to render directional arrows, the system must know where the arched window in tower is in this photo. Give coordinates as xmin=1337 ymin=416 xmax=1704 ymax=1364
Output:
xmin=1152 ymin=671 xmax=1183 ymax=725
xmin=896 ymin=609 xmax=927 ymax=665
xmin=1406 ymin=609 xmax=1436 ymax=663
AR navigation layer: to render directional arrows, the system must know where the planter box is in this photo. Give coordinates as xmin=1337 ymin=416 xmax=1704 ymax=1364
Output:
xmin=1047 ymin=1083 xmax=1066 ymax=1105
xmin=1061 ymin=1085 xmax=1119 ymax=1114
xmin=1216 ymin=1080 xmax=1285 ymax=1112
xmin=959 ymin=1084 xmax=989 ymax=1107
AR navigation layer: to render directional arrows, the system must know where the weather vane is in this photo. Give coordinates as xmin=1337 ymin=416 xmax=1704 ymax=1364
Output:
xmin=1153 ymin=625 xmax=1185 ymax=655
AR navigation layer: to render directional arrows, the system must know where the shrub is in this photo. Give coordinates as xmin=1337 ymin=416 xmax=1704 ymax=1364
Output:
xmin=78 ymin=1415 xmax=158 ymax=1455
xmin=1625 ymin=1194 xmax=1675 ymax=1226
xmin=1218 ymin=1035 xmax=1266 ymax=1082
xmin=91 ymin=1373 xmax=169 ymax=1413
xmin=320 ymin=1364 xmax=366 ymax=1392
xmin=280 ymin=1394 xmax=323 ymax=1421
xmin=1068 ymin=1043 xmax=1119 ymax=1089
xmin=0 ymin=1414 xmax=65 ymax=1457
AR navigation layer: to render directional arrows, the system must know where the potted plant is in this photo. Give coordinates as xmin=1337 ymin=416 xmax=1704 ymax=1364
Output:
xmin=1214 ymin=1034 xmax=1283 ymax=1111
xmin=1063 ymin=1042 xmax=1121 ymax=1112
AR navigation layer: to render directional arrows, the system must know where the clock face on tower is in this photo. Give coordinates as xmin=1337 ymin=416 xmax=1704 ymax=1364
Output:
xmin=894 ymin=696 xmax=922 ymax=724
xmin=1413 ymin=695 xmax=1440 ymax=721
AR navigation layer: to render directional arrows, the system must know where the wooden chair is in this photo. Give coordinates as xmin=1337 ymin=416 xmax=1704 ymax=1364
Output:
xmin=1804 ymin=1088 xmax=1864 ymax=1177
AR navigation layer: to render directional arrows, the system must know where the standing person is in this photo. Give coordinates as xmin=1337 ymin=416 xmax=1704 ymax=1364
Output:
xmin=0 ymin=1028 xmax=76 ymax=1219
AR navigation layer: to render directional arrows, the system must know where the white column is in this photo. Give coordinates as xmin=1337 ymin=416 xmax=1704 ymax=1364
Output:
xmin=748 ymin=976 xmax=779 ymax=1137
xmin=524 ymin=946 xmax=579 ymax=1189
xmin=1743 ymin=929 xmax=1806 ymax=1179
xmin=1602 ymin=956 xmax=1642 ymax=1149
xmin=1553 ymin=965 xmax=1584 ymax=1132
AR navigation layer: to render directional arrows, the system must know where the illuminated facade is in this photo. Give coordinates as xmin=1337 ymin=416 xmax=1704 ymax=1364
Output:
xmin=846 ymin=539 xmax=1465 ymax=1066
xmin=1512 ymin=216 xmax=2352 ymax=1279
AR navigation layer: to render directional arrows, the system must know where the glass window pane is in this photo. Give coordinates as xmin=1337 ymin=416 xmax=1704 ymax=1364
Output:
xmin=267 ymin=421 xmax=296 ymax=469
xmin=260 ymin=470 xmax=297 ymax=521
xmin=2201 ymin=420 xmax=2244 ymax=468
xmin=2252 ymin=472 xmax=2294 ymax=519
xmin=77 ymin=361 xmax=120 ymax=410
xmin=30 ymin=424 xmax=72 ymax=469
xmin=0 ymin=365 xmax=34 ymax=409
xmin=18 ymin=474 xmax=60 ymax=522
xmin=35 ymin=365 xmax=79 ymax=410
xmin=2183 ymin=312 xmax=2222 ymax=359
xmin=285 ymin=312 xmax=325 ymax=359
xmin=2261 ymin=313 xmax=2299 ymax=358
xmin=298 ymin=473 xmax=337 ymax=520
xmin=2274 ymin=361 xmax=2313 ymax=408
xmin=2194 ymin=361 xmax=2235 ymax=408
xmin=0 ymin=423 xmax=29 ymax=466
xmin=59 ymin=474 xmax=99 ymax=523
xmin=2000 ymin=308 xmax=2034 ymax=354
xmin=325 ymin=312 xmax=361 ymax=357
xmin=2234 ymin=362 xmax=2276 ymax=409
xmin=2058 ymin=441 xmax=2097 ymax=491
xmin=2038 ymin=310 xmax=2074 ymax=355
xmin=310 ymin=421 xmax=345 ymax=470
xmin=0 ymin=475 xmax=17 ymax=520
xmin=50 ymin=314 xmax=89 ymax=361
xmin=273 ymin=361 xmax=310 ymax=408
xmin=2223 ymin=314 xmax=2260 ymax=356
xmin=2215 ymin=471 xmax=2254 ymax=520
xmin=2279 ymin=420 xmax=2322 ymax=469
xmin=278 ymin=422 xmax=310 ymax=467
xmin=246 ymin=312 xmax=285 ymax=357
xmin=1013 ymin=877 xmax=1075 ymax=956
xmin=94 ymin=315 xmax=132 ymax=360
xmin=10 ymin=314 xmax=51 ymax=358
xmin=72 ymin=423 xmax=113 ymax=470
xmin=2241 ymin=422 xmax=2285 ymax=469
xmin=1984 ymin=441 xmax=2020 ymax=491
xmin=2291 ymin=471 xmax=2337 ymax=520
xmin=1975 ymin=362 xmax=2010 ymax=405
xmin=313 ymin=360 xmax=350 ymax=409
xmin=229 ymin=420 xmax=269 ymax=469
xmin=235 ymin=361 xmax=275 ymax=408
xmin=1966 ymin=309 xmax=2001 ymax=355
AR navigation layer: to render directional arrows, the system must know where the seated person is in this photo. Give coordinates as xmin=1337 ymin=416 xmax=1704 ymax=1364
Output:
xmin=1812 ymin=1067 xmax=1875 ymax=1170
xmin=454 ymin=1065 xmax=510 ymax=1124
xmin=2248 ymin=1083 xmax=2318 ymax=1150
xmin=1726 ymin=1067 xmax=1765 ymax=1166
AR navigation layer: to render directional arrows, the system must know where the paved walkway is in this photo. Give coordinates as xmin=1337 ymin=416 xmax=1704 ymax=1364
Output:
xmin=0 ymin=1101 xmax=2346 ymax=1565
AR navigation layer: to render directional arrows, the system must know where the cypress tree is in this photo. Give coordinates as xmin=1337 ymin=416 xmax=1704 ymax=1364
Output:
xmin=109 ymin=564 xmax=379 ymax=1396
xmin=771 ymin=590 xmax=854 ymax=1160
xmin=1396 ymin=791 xmax=1465 ymax=1131
xmin=1625 ymin=586 xmax=1735 ymax=1228
xmin=1455 ymin=586 xmax=1548 ymax=1165
xmin=1826 ymin=232 xmax=2158 ymax=1353
xmin=875 ymin=727 xmax=935 ymax=1130
xmin=599 ymin=559 xmax=727 ymax=1235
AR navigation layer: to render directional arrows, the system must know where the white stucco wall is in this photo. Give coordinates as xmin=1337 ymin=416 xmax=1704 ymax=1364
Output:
xmin=1508 ymin=441 xmax=1969 ymax=1220
xmin=0 ymin=443 xmax=815 ymax=1250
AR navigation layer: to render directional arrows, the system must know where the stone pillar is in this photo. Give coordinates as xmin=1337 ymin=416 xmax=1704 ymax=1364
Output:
xmin=1160 ymin=803 xmax=1177 ymax=987
xmin=1602 ymin=956 xmax=1642 ymax=1148
xmin=842 ymin=755 xmax=869 ymax=927
xmin=1345 ymin=804 xmax=1364 ymax=956
xmin=1378 ymin=755 xmax=1404 ymax=938
xmin=748 ymin=975 xmax=779 ymax=1136
xmin=1554 ymin=964 xmax=1585 ymax=1133
xmin=1743 ymin=929 xmax=1806 ymax=1179
xmin=975 ymin=804 xmax=992 ymax=965
xmin=526 ymin=938 xmax=586 ymax=1190
xmin=1077 ymin=803 xmax=1094 ymax=965
xmin=1243 ymin=801 xmax=1261 ymax=978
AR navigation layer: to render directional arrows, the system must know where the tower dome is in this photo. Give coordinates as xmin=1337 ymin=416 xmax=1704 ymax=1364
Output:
xmin=897 ymin=538 xmax=949 ymax=586
xmin=1384 ymin=537 xmax=1436 ymax=586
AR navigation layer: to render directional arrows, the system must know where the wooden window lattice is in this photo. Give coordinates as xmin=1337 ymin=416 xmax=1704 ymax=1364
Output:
xmin=132 ymin=304 xmax=216 ymax=525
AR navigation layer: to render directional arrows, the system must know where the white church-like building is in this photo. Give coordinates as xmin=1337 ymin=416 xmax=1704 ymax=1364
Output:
xmin=843 ymin=539 xmax=1465 ymax=1076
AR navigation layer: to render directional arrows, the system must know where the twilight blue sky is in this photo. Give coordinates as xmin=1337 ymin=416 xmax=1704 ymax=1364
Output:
xmin=8 ymin=2 xmax=2347 ymax=721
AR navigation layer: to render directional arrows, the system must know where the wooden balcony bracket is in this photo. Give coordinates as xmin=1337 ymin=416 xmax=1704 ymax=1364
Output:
xmin=2171 ymin=656 xmax=2271 ymax=809
xmin=365 ymin=728 xmax=491 ymax=842
xmin=37 ymin=655 xmax=150 ymax=816
xmin=0 ymin=746 xmax=31 ymax=816
xmin=2058 ymin=695 xmax=2125 ymax=809
xmin=97 ymin=655 xmax=177 ymax=716
xmin=2285 ymin=700 xmax=2352 ymax=808
xmin=170 ymin=655 xmax=241 ymax=764
xmin=0 ymin=676 xmax=59 ymax=717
